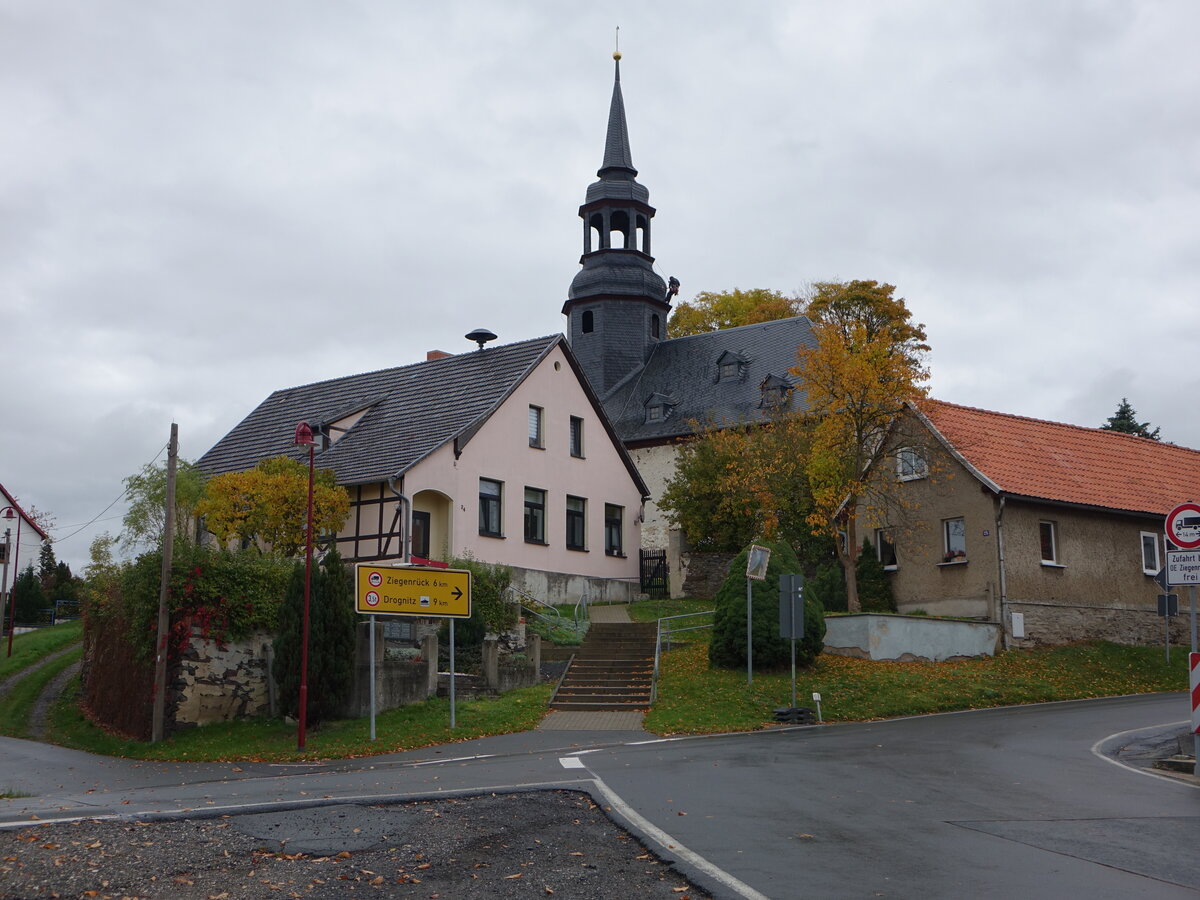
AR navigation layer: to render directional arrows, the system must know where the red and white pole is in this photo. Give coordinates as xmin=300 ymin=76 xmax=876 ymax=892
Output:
xmin=1190 ymin=653 xmax=1199 ymax=735
xmin=1190 ymin=652 xmax=1199 ymax=777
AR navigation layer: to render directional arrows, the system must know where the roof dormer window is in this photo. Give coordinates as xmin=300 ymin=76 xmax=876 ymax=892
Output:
xmin=759 ymin=374 xmax=793 ymax=409
xmin=644 ymin=392 xmax=676 ymax=424
xmin=715 ymin=350 xmax=749 ymax=384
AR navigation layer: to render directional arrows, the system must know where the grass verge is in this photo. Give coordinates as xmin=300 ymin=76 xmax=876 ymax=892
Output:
xmin=627 ymin=598 xmax=714 ymax=625
xmin=0 ymin=644 xmax=84 ymax=737
xmin=0 ymin=620 xmax=84 ymax=681
xmin=48 ymin=678 xmax=554 ymax=762
xmin=644 ymin=639 xmax=1192 ymax=735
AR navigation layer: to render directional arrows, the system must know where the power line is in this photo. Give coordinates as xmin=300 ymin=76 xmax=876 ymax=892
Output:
xmin=51 ymin=441 xmax=170 ymax=545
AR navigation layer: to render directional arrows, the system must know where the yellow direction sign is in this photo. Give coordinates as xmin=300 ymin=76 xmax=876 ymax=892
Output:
xmin=355 ymin=564 xmax=472 ymax=618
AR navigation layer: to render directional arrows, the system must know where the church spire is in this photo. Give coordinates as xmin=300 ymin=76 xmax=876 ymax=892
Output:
xmin=600 ymin=56 xmax=636 ymax=176
xmin=563 ymin=50 xmax=673 ymax=396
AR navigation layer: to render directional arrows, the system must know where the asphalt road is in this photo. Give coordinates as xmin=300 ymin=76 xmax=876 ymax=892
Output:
xmin=2 ymin=693 xmax=1196 ymax=899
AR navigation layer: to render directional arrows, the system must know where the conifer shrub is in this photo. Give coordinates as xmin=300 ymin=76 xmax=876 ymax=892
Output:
xmin=708 ymin=540 xmax=825 ymax=670
xmin=856 ymin=538 xmax=897 ymax=613
xmin=806 ymin=561 xmax=847 ymax=613
xmin=273 ymin=547 xmax=356 ymax=725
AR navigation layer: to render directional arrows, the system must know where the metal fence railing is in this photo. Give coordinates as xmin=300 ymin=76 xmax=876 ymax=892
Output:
xmin=651 ymin=609 xmax=714 ymax=704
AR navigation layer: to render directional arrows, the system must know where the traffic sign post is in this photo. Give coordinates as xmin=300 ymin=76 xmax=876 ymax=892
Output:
xmin=355 ymin=563 xmax=473 ymax=733
xmin=745 ymin=545 xmax=771 ymax=686
xmin=355 ymin=564 xmax=472 ymax=618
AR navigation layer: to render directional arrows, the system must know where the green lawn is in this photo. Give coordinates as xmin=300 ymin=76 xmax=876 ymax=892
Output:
xmin=0 ymin=644 xmax=83 ymax=737
xmin=48 ymin=678 xmax=554 ymax=762
xmin=627 ymin=597 xmax=714 ymax=624
xmin=644 ymin=637 xmax=1191 ymax=734
xmin=0 ymin=619 xmax=83 ymax=681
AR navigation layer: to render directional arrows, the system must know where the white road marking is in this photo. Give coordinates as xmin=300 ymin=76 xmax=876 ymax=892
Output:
xmin=558 ymin=757 xmax=586 ymax=769
xmin=1090 ymin=720 xmax=1197 ymax=788
xmin=587 ymin=776 xmax=771 ymax=900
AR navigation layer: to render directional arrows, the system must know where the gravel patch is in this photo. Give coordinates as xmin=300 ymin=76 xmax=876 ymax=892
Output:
xmin=0 ymin=790 xmax=711 ymax=899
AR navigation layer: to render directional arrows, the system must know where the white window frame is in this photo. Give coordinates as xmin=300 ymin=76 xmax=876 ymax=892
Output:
xmin=1039 ymin=520 xmax=1061 ymax=566
xmin=942 ymin=517 xmax=967 ymax=562
xmin=896 ymin=447 xmax=928 ymax=481
xmin=1141 ymin=531 xmax=1161 ymax=575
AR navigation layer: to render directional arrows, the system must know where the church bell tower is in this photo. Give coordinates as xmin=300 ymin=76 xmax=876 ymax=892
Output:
xmin=563 ymin=52 xmax=674 ymax=397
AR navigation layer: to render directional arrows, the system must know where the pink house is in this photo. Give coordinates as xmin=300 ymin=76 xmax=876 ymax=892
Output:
xmin=198 ymin=335 xmax=650 ymax=603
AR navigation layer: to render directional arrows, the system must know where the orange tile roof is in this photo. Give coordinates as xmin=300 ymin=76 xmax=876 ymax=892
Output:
xmin=919 ymin=400 xmax=1200 ymax=517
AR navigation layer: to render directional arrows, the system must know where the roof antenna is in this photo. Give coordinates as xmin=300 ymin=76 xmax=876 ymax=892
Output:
xmin=465 ymin=328 xmax=498 ymax=351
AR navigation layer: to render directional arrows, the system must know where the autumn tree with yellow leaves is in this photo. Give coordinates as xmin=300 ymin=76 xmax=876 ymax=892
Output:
xmin=195 ymin=456 xmax=350 ymax=556
xmin=792 ymin=281 xmax=930 ymax=612
xmin=667 ymin=287 xmax=804 ymax=337
xmin=660 ymin=410 xmax=818 ymax=555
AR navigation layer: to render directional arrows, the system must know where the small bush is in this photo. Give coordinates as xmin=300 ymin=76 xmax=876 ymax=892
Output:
xmin=709 ymin=540 xmax=824 ymax=670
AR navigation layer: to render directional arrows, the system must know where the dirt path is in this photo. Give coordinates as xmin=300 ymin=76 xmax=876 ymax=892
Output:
xmin=25 ymin=659 xmax=82 ymax=739
xmin=0 ymin=644 xmax=80 ymax=702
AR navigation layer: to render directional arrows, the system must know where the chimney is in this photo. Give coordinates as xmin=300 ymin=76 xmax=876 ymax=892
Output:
xmin=426 ymin=350 xmax=452 ymax=361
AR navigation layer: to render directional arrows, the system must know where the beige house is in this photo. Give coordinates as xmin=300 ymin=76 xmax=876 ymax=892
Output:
xmin=861 ymin=400 xmax=1200 ymax=647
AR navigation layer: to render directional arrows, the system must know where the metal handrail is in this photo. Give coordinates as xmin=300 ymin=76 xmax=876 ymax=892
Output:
xmin=651 ymin=610 xmax=715 ymax=704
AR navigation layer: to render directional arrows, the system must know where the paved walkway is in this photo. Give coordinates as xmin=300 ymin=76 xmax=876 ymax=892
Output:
xmin=537 ymin=709 xmax=646 ymax=730
xmin=537 ymin=603 xmax=646 ymax=731
xmin=587 ymin=603 xmax=632 ymax=623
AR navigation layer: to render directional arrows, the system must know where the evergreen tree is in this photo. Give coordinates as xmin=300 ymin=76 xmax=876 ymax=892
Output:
xmin=1101 ymin=398 xmax=1160 ymax=440
xmin=12 ymin=564 xmax=47 ymax=625
xmin=805 ymin=561 xmax=847 ymax=613
xmin=38 ymin=541 xmax=57 ymax=585
xmin=272 ymin=547 xmax=357 ymax=725
xmin=855 ymin=538 xmax=897 ymax=613
xmin=709 ymin=540 xmax=825 ymax=670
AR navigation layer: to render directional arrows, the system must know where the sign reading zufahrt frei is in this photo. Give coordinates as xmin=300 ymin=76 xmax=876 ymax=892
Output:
xmin=355 ymin=564 xmax=472 ymax=618
xmin=1167 ymin=549 xmax=1200 ymax=586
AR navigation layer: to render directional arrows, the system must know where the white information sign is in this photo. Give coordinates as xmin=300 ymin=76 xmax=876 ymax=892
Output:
xmin=1166 ymin=549 xmax=1200 ymax=586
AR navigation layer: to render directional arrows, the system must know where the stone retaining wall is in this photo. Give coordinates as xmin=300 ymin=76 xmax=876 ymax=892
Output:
xmin=679 ymin=552 xmax=738 ymax=600
xmin=1007 ymin=601 xmax=1192 ymax=648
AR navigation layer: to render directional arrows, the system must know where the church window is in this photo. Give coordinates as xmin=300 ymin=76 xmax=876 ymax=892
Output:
xmin=651 ymin=314 xmax=660 ymax=339
xmin=582 ymin=310 xmax=594 ymax=334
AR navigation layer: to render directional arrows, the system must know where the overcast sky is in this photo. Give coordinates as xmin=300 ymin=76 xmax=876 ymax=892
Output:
xmin=4 ymin=1 xmax=1198 ymax=572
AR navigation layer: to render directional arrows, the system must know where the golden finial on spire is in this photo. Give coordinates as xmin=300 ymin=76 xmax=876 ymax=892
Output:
xmin=613 ymin=26 xmax=621 ymax=60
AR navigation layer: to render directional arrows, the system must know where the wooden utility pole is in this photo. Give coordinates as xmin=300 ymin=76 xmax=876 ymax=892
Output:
xmin=151 ymin=423 xmax=178 ymax=743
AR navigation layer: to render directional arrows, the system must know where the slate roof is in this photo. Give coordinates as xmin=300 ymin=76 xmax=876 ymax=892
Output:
xmin=601 ymin=316 xmax=819 ymax=444
xmin=918 ymin=399 xmax=1200 ymax=516
xmin=584 ymin=58 xmax=649 ymax=205
xmin=197 ymin=335 xmax=646 ymax=495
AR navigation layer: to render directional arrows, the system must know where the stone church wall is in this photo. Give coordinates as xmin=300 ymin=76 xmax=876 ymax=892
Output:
xmin=630 ymin=442 xmax=681 ymax=551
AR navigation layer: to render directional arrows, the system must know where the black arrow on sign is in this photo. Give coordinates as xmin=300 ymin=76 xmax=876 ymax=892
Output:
xmin=451 ymin=586 xmax=463 ymax=601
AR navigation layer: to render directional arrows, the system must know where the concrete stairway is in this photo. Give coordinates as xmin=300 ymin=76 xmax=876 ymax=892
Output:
xmin=549 ymin=621 xmax=657 ymax=711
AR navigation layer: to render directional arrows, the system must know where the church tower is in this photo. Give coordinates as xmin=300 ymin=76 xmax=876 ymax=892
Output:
xmin=563 ymin=53 xmax=674 ymax=397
